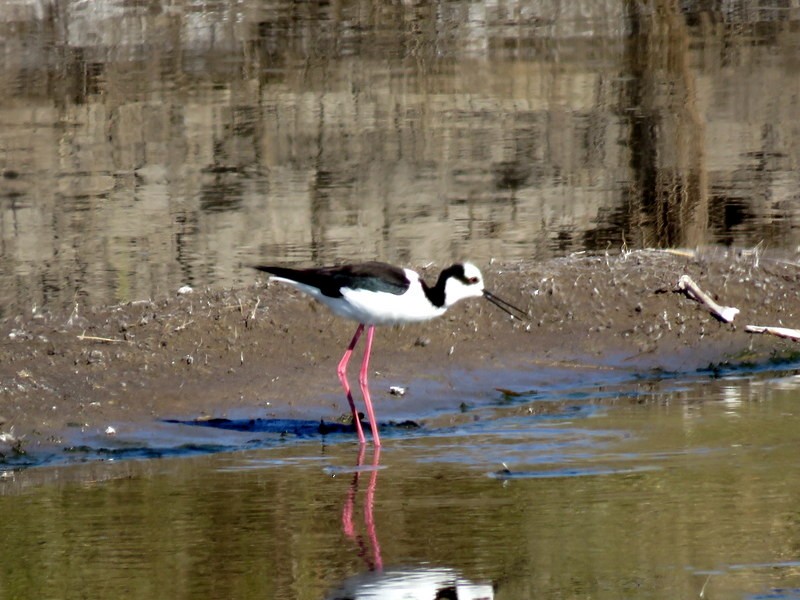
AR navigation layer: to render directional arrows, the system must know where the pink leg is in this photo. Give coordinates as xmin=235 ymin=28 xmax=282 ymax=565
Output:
xmin=342 ymin=444 xmax=366 ymax=538
xmin=359 ymin=325 xmax=381 ymax=446
xmin=365 ymin=446 xmax=383 ymax=570
xmin=341 ymin=446 xmax=382 ymax=571
xmin=338 ymin=324 xmax=366 ymax=444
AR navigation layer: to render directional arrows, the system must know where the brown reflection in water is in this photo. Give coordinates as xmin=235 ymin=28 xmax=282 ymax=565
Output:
xmin=620 ymin=0 xmax=709 ymax=249
xmin=1 ymin=2 xmax=800 ymax=313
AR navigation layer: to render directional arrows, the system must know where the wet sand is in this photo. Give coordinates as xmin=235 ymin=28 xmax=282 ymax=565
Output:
xmin=2 ymin=248 xmax=799 ymax=457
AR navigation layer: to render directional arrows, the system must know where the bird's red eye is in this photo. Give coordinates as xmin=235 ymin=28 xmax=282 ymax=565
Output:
xmin=468 ymin=277 xmax=479 ymax=284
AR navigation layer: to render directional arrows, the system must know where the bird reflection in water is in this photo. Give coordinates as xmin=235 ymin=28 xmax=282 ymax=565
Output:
xmin=341 ymin=445 xmax=383 ymax=572
xmin=328 ymin=447 xmax=495 ymax=600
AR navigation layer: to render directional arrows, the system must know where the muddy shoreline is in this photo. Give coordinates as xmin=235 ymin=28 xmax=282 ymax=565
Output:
xmin=2 ymin=248 xmax=800 ymax=462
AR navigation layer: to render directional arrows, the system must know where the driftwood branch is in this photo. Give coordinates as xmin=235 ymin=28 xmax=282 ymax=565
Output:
xmin=675 ymin=275 xmax=739 ymax=323
xmin=745 ymin=325 xmax=800 ymax=342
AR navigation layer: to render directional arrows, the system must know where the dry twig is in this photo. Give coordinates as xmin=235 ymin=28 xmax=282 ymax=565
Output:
xmin=249 ymin=298 xmax=260 ymax=321
xmin=77 ymin=332 xmax=128 ymax=344
xmin=173 ymin=320 xmax=194 ymax=332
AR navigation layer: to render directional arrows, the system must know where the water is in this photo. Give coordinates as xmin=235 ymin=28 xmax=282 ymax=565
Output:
xmin=3 ymin=2 xmax=800 ymax=598
xmin=2 ymin=1 xmax=800 ymax=313
xmin=3 ymin=368 xmax=800 ymax=599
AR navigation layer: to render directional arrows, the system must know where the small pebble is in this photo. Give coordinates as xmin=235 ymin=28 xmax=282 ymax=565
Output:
xmin=105 ymin=426 xmax=116 ymax=436
xmin=177 ymin=285 xmax=193 ymax=295
xmin=388 ymin=386 xmax=406 ymax=396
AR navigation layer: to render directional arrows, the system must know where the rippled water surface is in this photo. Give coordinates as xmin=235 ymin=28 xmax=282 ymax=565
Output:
xmin=3 ymin=368 xmax=800 ymax=599
xmin=3 ymin=2 xmax=800 ymax=599
xmin=2 ymin=1 xmax=800 ymax=312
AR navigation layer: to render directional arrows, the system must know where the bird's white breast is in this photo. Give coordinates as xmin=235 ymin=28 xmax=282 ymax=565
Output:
xmin=332 ymin=269 xmax=444 ymax=325
xmin=271 ymin=269 xmax=447 ymax=326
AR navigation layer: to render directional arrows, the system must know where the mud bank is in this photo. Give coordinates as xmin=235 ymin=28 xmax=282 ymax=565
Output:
xmin=2 ymin=248 xmax=799 ymax=460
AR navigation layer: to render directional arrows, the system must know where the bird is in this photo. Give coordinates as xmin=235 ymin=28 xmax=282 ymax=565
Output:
xmin=253 ymin=261 xmax=526 ymax=446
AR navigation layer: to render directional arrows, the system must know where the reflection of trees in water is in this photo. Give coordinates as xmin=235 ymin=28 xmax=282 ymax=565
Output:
xmin=613 ymin=0 xmax=708 ymax=249
xmin=595 ymin=1 xmax=799 ymax=251
xmin=2 ymin=0 xmax=800 ymax=312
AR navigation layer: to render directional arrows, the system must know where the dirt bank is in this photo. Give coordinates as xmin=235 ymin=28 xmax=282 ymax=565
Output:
xmin=2 ymin=248 xmax=799 ymax=458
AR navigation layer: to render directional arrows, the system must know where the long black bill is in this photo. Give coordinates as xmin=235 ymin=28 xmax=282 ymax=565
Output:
xmin=483 ymin=290 xmax=527 ymax=320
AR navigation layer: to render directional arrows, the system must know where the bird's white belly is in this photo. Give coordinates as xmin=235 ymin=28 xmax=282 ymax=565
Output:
xmin=326 ymin=287 xmax=445 ymax=325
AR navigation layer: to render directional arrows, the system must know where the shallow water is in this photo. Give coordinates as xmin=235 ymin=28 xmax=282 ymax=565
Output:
xmin=2 ymin=1 xmax=800 ymax=313
xmin=3 ymin=367 xmax=800 ymax=599
xmin=2 ymin=3 xmax=800 ymax=598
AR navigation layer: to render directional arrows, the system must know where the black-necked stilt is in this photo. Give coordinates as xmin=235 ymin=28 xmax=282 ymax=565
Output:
xmin=254 ymin=261 xmax=526 ymax=446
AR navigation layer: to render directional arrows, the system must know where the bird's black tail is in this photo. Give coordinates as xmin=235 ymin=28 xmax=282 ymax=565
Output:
xmin=252 ymin=265 xmax=344 ymax=297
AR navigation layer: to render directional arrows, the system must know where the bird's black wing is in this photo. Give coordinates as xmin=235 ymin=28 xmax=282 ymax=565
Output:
xmin=253 ymin=262 xmax=410 ymax=298
xmin=325 ymin=262 xmax=411 ymax=295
